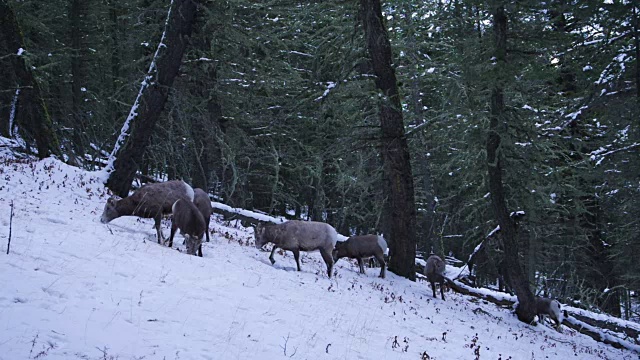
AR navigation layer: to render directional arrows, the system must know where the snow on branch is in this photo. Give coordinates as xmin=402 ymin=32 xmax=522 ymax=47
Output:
xmin=455 ymin=225 xmax=501 ymax=280
xmin=486 ymin=225 xmax=500 ymax=238
xmin=289 ymin=50 xmax=313 ymax=57
xmin=98 ymin=0 xmax=175 ymax=182
xmin=314 ymin=81 xmax=336 ymax=102
xmin=589 ymin=143 xmax=640 ymax=166
xmin=596 ymin=52 xmax=631 ymax=86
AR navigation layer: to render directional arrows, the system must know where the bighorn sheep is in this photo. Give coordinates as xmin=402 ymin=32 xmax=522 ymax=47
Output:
xmin=100 ymin=180 xmax=195 ymax=243
xmin=193 ymin=188 xmax=213 ymax=242
xmin=167 ymin=199 xmax=206 ymax=256
xmin=424 ymin=254 xmax=446 ymax=300
xmin=332 ymin=235 xmax=387 ymax=278
xmin=254 ymin=220 xmax=338 ymax=278
xmin=535 ymin=296 xmax=568 ymax=331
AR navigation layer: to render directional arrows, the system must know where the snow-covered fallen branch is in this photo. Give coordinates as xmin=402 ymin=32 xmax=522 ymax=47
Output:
xmin=208 ymin=201 xmax=349 ymax=242
xmin=568 ymin=310 xmax=640 ymax=345
xmin=563 ymin=316 xmax=640 ymax=352
xmin=446 ymin=279 xmax=516 ymax=307
xmin=444 ymin=279 xmax=640 ymax=353
xmin=210 ymin=201 xmax=284 ymax=226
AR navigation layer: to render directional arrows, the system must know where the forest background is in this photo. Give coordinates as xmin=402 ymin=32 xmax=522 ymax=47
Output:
xmin=1 ymin=0 xmax=638 ymax=321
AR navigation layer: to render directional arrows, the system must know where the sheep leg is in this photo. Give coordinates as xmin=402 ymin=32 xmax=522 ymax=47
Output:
xmin=198 ymin=242 xmax=203 ymax=257
xmin=293 ymin=249 xmax=301 ymax=271
xmin=439 ymin=280 xmax=446 ymax=300
xmin=374 ymin=254 xmax=386 ymax=279
xmin=357 ymin=258 xmax=365 ymax=274
xmin=430 ymin=281 xmax=437 ymax=298
xmin=269 ymin=246 xmax=278 ymax=265
xmin=167 ymin=221 xmax=177 ymax=248
xmin=154 ymin=217 xmax=164 ymax=244
xmin=538 ymin=314 xmax=546 ymax=325
xmin=205 ymin=219 xmax=211 ymax=242
xmin=554 ymin=320 xmax=562 ymax=332
xmin=319 ymin=248 xmax=334 ymax=278
xmin=184 ymin=235 xmax=194 ymax=254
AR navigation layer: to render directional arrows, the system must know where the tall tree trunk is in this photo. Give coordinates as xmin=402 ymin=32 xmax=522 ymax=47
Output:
xmin=311 ymin=159 xmax=326 ymax=222
xmin=581 ymin=196 xmax=621 ymax=317
xmin=360 ymin=0 xmax=417 ymax=281
xmin=206 ymin=81 xmax=226 ymax=189
xmin=107 ymin=0 xmax=123 ymax=126
xmin=0 ymin=0 xmax=61 ymax=159
xmin=487 ymin=4 xmax=536 ymax=323
xmin=103 ymin=0 xmax=198 ymax=197
xmin=403 ymin=3 xmax=436 ymax=254
xmin=188 ymin=59 xmax=221 ymax=191
xmin=633 ymin=4 xmax=640 ymax=100
xmin=69 ymin=0 xmax=90 ymax=159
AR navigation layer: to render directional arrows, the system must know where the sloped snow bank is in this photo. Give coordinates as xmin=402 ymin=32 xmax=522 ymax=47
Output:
xmin=0 ymin=156 xmax=636 ymax=360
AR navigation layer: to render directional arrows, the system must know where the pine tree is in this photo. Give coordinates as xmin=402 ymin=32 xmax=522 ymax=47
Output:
xmin=104 ymin=0 xmax=198 ymax=196
xmin=360 ymin=0 xmax=417 ymax=280
xmin=0 ymin=0 xmax=61 ymax=158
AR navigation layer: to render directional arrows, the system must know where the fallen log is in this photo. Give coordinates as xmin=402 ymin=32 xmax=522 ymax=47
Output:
xmin=568 ymin=310 xmax=640 ymax=345
xmin=443 ymin=278 xmax=640 ymax=354
xmin=445 ymin=278 xmax=515 ymax=307
xmin=210 ymin=203 xmax=263 ymax=227
xmin=562 ymin=316 xmax=640 ymax=352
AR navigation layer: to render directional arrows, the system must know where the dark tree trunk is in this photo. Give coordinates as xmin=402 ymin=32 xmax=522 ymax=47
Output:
xmin=0 ymin=0 xmax=61 ymax=159
xmin=205 ymin=86 xmax=225 ymax=191
xmin=69 ymin=0 xmax=90 ymax=158
xmin=105 ymin=0 xmax=198 ymax=197
xmin=0 ymin=69 xmax=14 ymax=137
xmin=633 ymin=4 xmax=640 ymax=100
xmin=107 ymin=0 xmax=123 ymax=125
xmin=486 ymin=4 xmax=536 ymax=323
xmin=188 ymin=58 xmax=222 ymax=191
xmin=310 ymin=162 xmax=326 ymax=222
xmin=360 ymin=0 xmax=417 ymax=281
xmin=581 ymin=196 xmax=621 ymax=317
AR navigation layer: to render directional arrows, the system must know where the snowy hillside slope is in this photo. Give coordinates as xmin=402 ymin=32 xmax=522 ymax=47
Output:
xmin=0 ymin=156 xmax=637 ymax=360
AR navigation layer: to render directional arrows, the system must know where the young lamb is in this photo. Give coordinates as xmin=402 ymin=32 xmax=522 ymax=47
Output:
xmin=100 ymin=180 xmax=195 ymax=243
xmin=254 ymin=220 xmax=338 ymax=278
xmin=535 ymin=296 xmax=568 ymax=331
xmin=193 ymin=188 xmax=213 ymax=242
xmin=424 ymin=254 xmax=446 ymax=300
xmin=332 ymin=235 xmax=388 ymax=278
xmin=167 ymin=199 xmax=206 ymax=256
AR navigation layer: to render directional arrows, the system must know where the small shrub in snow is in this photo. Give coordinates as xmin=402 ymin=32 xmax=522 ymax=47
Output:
xmin=28 ymin=333 xmax=56 ymax=360
xmin=464 ymin=333 xmax=480 ymax=360
xmin=390 ymin=336 xmax=409 ymax=352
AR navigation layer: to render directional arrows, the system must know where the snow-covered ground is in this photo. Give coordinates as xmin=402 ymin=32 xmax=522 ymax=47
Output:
xmin=0 ymin=155 xmax=637 ymax=360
